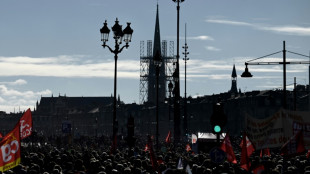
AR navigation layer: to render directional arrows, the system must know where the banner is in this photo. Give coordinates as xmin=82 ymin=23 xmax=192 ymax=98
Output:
xmin=245 ymin=109 xmax=310 ymax=149
xmin=0 ymin=124 xmax=21 ymax=172
xmin=19 ymin=108 xmax=32 ymax=139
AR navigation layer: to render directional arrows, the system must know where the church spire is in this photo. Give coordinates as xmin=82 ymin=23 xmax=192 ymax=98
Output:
xmin=153 ymin=3 xmax=161 ymax=56
xmin=232 ymin=64 xmax=237 ymax=78
xmin=230 ymin=64 xmax=238 ymax=95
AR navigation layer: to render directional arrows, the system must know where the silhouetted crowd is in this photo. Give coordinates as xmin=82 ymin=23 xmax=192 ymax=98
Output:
xmin=4 ymin=135 xmax=310 ymax=174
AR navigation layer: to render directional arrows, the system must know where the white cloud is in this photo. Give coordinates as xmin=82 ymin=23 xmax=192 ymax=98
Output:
xmin=0 ymin=79 xmax=27 ymax=85
xmin=0 ymin=55 xmax=140 ymax=79
xmin=0 ymin=84 xmax=52 ymax=113
xmin=206 ymin=18 xmax=310 ymax=36
xmin=206 ymin=19 xmax=252 ymax=27
xmin=205 ymin=46 xmax=221 ymax=51
xmin=187 ymin=35 xmax=214 ymax=41
xmin=0 ymin=96 xmax=5 ymax=103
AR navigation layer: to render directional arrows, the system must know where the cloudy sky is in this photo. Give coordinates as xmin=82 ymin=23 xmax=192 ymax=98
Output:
xmin=0 ymin=0 xmax=309 ymax=113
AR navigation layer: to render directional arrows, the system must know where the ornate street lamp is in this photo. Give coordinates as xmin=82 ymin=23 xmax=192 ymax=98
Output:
xmin=153 ymin=50 xmax=162 ymax=150
xmin=100 ymin=18 xmax=133 ymax=153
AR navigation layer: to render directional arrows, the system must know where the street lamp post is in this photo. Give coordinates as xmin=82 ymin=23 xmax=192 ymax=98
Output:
xmin=100 ymin=18 xmax=133 ymax=152
xmin=172 ymin=0 xmax=184 ymax=145
xmin=241 ymin=41 xmax=310 ymax=109
xmin=154 ymin=51 xmax=162 ymax=150
xmin=182 ymin=23 xmax=189 ymax=135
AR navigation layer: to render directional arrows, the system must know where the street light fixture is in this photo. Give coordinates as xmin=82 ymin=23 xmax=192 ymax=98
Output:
xmin=153 ymin=50 xmax=162 ymax=150
xmin=100 ymin=18 xmax=133 ymax=153
xmin=240 ymin=64 xmax=253 ymax=78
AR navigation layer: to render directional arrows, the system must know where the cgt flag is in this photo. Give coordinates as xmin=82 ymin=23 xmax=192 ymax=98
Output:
xmin=240 ymin=132 xmax=255 ymax=171
xmin=220 ymin=133 xmax=237 ymax=164
xmin=0 ymin=123 xmax=21 ymax=172
xmin=19 ymin=108 xmax=32 ymax=139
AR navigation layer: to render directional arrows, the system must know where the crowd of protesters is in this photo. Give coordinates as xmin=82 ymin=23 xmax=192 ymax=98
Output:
xmin=3 ymin=134 xmax=310 ymax=174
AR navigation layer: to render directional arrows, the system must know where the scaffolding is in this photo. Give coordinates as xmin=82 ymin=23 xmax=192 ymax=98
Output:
xmin=139 ymin=40 xmax=176 ymax=104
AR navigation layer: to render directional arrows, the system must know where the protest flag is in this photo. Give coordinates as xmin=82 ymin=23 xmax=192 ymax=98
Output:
xmin=280 ymin=130 xmax=306 ymax=157
xmin=240 ymin=132 xmax=255 ymax=171
xmin=306 ymin=150 xmax=310 ymax=158
xmin=220 ymin=133 xmax=237 ymax=164
xmin=147 ymin=135 xmax=159 ymax=172
xmin=165 ymin=131 xmax=171 ymax=143
xmin=260 ymin=148 xmax=270 ymax=158
xmin=0 ymin=123 xmax=21 ymax=172
xmin=186 ymin=164 xmax=192 ymax=174
xmin=19 ymin=108 xmax=32 ymax=139
xmin=177 ymin=158 xmax=183 ymax=170
xmin=144 ymin=144 xmax=149 ymax=152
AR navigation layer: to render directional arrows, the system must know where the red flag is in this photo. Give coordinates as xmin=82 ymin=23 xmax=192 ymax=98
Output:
xmin=0 ymin=133 xmax=3 ymax=138
xmin=144 ymin=144 xmax=149 ymax=152
xmin=239 ymin=133 xmax=255 ymax=157
xmin=185 ymin=144 xmax=191 ymax=152
xmin=165 ymin=131 xmax=171 ymax=143
xmin=240 ymin=132 xmax=255 ymax=171
xmin=253 ymin=165 xmax=265 ymax=174
xmin=19 ymin=108 xmax=32 ymax=139
xmin=259 ymin=148 xmax=270 ymax=158
xmin=0 ymin=123 xmax=21 ymax=172
xmin=280 ymin=130 xmax=306 ymax=157
xmin=306 ymin=149 xmax=310 ymax=158
xmin=220 ymin=133 xmax=237 ymax=164
xmin=147 ymin=135 xmax=159 ymax=172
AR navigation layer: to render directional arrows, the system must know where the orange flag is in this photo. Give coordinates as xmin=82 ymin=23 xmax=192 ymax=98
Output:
xmin=220 ymin=133 xmax=237 ymax=164
xmin=0 ymin=123 xmax=21 ymax=172
xmin=19 ymin=108 xmax=32 ymax=139
xmin=240 ymin=132 xmax=255 ymax=171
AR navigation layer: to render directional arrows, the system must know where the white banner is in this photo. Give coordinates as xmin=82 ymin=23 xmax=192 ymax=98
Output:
xmin=246 ymin=109 xmax=310 ymax=149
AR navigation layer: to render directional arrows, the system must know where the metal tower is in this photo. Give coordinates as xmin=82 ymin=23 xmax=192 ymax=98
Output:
xmin=139 ymin=4 xmax=176 ymax=104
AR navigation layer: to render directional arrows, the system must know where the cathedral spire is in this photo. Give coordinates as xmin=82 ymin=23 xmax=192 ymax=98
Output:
xmin=153 ymin=3 xmax=161 ymax=56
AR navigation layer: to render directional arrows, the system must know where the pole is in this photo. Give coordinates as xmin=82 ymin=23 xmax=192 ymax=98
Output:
xmin=283 ymin=41 xmax=287 ymax=109
xmin=174 ymin=0 xmax=181 ymax=145
xmin=183 ymin=23 xmax=188 ymax=135
xmin=156 ymin=66 xmax=159 ymax=150
xmin=112 ymin=50 xmax=118 ymax=152
xmin=294 ymin=77 xmax=296 ymax=111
